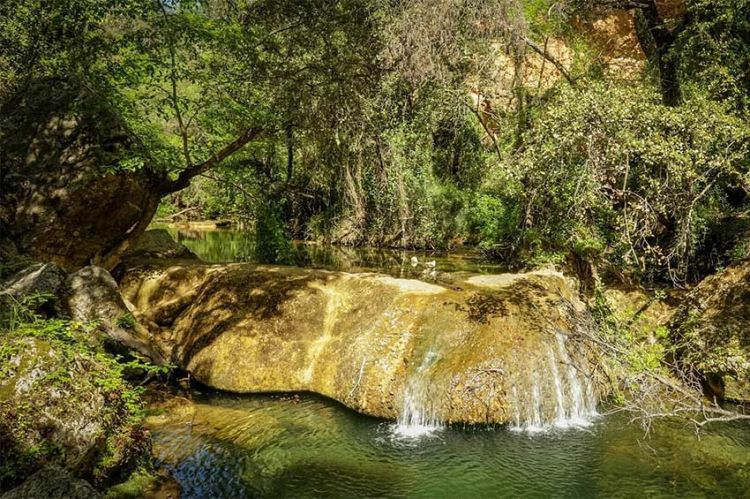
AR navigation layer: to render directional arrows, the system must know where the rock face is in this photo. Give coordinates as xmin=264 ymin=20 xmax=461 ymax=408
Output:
xmin=0 ymin=79 xmax=163 ymax=270
xmin=121 ymin=261 xmax=601 ymax=426
xmin=671 ymin=261 xmax=750 ymax=401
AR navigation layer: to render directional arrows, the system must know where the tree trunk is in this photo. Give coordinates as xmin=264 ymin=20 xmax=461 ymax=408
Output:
xmin=633 ymin=1 xmax=683 ymax=106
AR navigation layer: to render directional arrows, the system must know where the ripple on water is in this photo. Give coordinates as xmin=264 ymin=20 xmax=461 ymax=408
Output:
xmin=150 ymin=392 xmax=750 ymax=499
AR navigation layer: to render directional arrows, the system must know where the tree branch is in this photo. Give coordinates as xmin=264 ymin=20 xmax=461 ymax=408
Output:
xmin=161 ymin=127 xmax=263 ymax=194
xmin=523 ymin=36 xmax=576 ymax=86
xmin=156 ymin=0 xmax=192 ymax=167
xmin=594 ymin=0 xmax=653 ymax=10
xmin=463 ymin=100 xmax=503 ymax=160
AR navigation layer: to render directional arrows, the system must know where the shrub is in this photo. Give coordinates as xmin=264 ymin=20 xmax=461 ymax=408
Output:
xmin=506 ymin=81 xmax=750 ymax=282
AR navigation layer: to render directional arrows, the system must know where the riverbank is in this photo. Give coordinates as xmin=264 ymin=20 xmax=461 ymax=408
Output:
xmin=2 ymin=229 xmax=749 ymax=497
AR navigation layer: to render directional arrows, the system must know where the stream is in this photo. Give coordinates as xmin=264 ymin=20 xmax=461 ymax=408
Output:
xmin=150 ymin=227 xmax=750 ymax=498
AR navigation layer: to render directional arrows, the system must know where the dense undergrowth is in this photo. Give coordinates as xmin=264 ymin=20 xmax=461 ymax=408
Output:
xmin=0 ymin=294 xmax=165 ymax=492
xmin=1 ymin=0 xmax=748 ymax=284
xmin=148 ymin=0 xmax=750 ymax=285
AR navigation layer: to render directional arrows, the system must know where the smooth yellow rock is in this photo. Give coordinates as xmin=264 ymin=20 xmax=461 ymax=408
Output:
xmin=121 ymin=261 xmax=600 ymax=424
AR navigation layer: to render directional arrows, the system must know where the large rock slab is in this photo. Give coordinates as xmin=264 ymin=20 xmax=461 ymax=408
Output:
xmin=671 ymin=260 xmax=750 ymax=401
xmin=121 ymin=262 xmax=602 ymax=425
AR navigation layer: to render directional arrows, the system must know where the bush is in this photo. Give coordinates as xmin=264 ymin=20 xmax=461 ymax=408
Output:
xmin=0 ymin=301 xmax=156 ymax=489
xmin=506 ymin=81 xmax=750 ymax=282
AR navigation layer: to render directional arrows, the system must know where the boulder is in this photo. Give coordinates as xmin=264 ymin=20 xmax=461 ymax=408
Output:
xmin=0 ymin=263 xmax=68 ymax=317
xmin=1 ymin=466 xmax=101 ymax=499
xmin=66 ymin=266 xmax=167 ymax=365
xmin=671 ymin=260 xmax=750 ymax=401
xmin=0 ymin=79 xmax=164 ymax=271
xmin=0 ymin=335 xmax=149 ymax=489
xmin=124 ymin=229 xmax=198 ymax=261
xmin=121 ymin=261 xmax=603 ymax=425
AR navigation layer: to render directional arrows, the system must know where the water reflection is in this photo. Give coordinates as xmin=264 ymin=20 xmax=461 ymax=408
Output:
xmin=150 ymin=392 xmax=750 ymax=499
xmin=162 ymin=226 xmax=506 ymax=278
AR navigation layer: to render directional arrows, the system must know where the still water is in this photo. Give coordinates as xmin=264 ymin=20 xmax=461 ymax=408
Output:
xmin=165 ymin=226 xmax=506 ymax=276
xmin=151 ymin=227 xmax=750 ymax=498
xmin=151 ymin=392 xmax=750 ymax=499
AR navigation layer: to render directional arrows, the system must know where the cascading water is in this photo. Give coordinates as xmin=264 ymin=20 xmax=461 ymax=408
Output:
xmin=393 ymin=330 xmax=597 ymax=437
xmin=509 ymin=331 xmax=598 ymax=432
xmin=394 ymin=348 xmax=443 ymax=437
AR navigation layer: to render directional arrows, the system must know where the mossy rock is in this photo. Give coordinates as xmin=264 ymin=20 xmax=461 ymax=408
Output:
xmin=671 ymin=260 xmax=750 ymax=401
xmin=0 ymin=333 xmax=149 ymax=491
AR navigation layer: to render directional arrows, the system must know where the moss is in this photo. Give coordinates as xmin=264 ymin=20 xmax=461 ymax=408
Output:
xmin=0 ymin=318 xmax=155 ymax=490
xmin=104 ymin=467 xmax=181 ymax=499
xmin=105 ymin=468 xmax=158 ymax=498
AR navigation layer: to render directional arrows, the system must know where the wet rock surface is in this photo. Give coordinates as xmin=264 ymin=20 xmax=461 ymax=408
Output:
xmin=121 ymin=261 xmax=602 ymax=425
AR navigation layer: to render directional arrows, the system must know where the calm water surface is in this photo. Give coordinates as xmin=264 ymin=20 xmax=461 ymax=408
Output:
xmin=164 ymin=226 xmax=506 ymax=276
xmin=151 ymin=392 xmax=750 ymax=499
xmin=151 ymin=227 xmax=750 ymax=498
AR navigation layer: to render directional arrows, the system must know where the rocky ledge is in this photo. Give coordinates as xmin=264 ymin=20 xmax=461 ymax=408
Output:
xmin=120 ymin=260 xmax=603 ymax=425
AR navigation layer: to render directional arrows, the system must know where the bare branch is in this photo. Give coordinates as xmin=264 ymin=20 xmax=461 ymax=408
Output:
xmin=523 ymin=36 xmax=576 ymax=86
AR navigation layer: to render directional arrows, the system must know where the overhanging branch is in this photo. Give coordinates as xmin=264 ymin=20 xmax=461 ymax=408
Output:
xmin=523 ymin=37 xmax=576 ymax=86
xmin=161 ymin=127 xmax=263 ymax=194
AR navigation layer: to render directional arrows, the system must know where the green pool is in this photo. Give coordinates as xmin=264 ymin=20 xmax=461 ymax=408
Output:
xmin=150 ymin=391 xmax=750 ymax=498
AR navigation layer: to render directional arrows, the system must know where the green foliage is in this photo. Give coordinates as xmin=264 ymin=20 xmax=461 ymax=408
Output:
xmin=0 ymin=294 xmax=159 ymax=488
xmin=508 ymin=81 xmax=750 ymax=282
xmin=679 ymin=0 xmax=750 ymax=116
xmin=105 ymin=467 xmax=160 ymax=499
xmin=1 ymin=0 xmax=749 ymax=284
xmin=254 ymin=201 xmax=292 ymax=263
xmin=467 ymin=192 xmax=522 ymax=257
xmin=115 ymin=313 xmax=137 ymax=330
xmin=0 ymin=292 xmax=56 ymax=332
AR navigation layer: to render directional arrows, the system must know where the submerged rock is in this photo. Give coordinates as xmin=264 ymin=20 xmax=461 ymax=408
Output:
xmin=121 ymin=262 xmax=603 ymax=426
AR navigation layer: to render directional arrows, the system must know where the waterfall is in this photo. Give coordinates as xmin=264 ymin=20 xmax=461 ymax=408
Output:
xmin=394 ymin=348 xmax=443 ymax=437
xmin=392 ymin=331 xmax=597 ymax=437
xmin=509 ymin=331 xmax=598 ymax=432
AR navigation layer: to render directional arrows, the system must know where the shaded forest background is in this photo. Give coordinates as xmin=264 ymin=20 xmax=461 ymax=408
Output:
xmin=1 ymin=0 xmax=749 ymax=284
